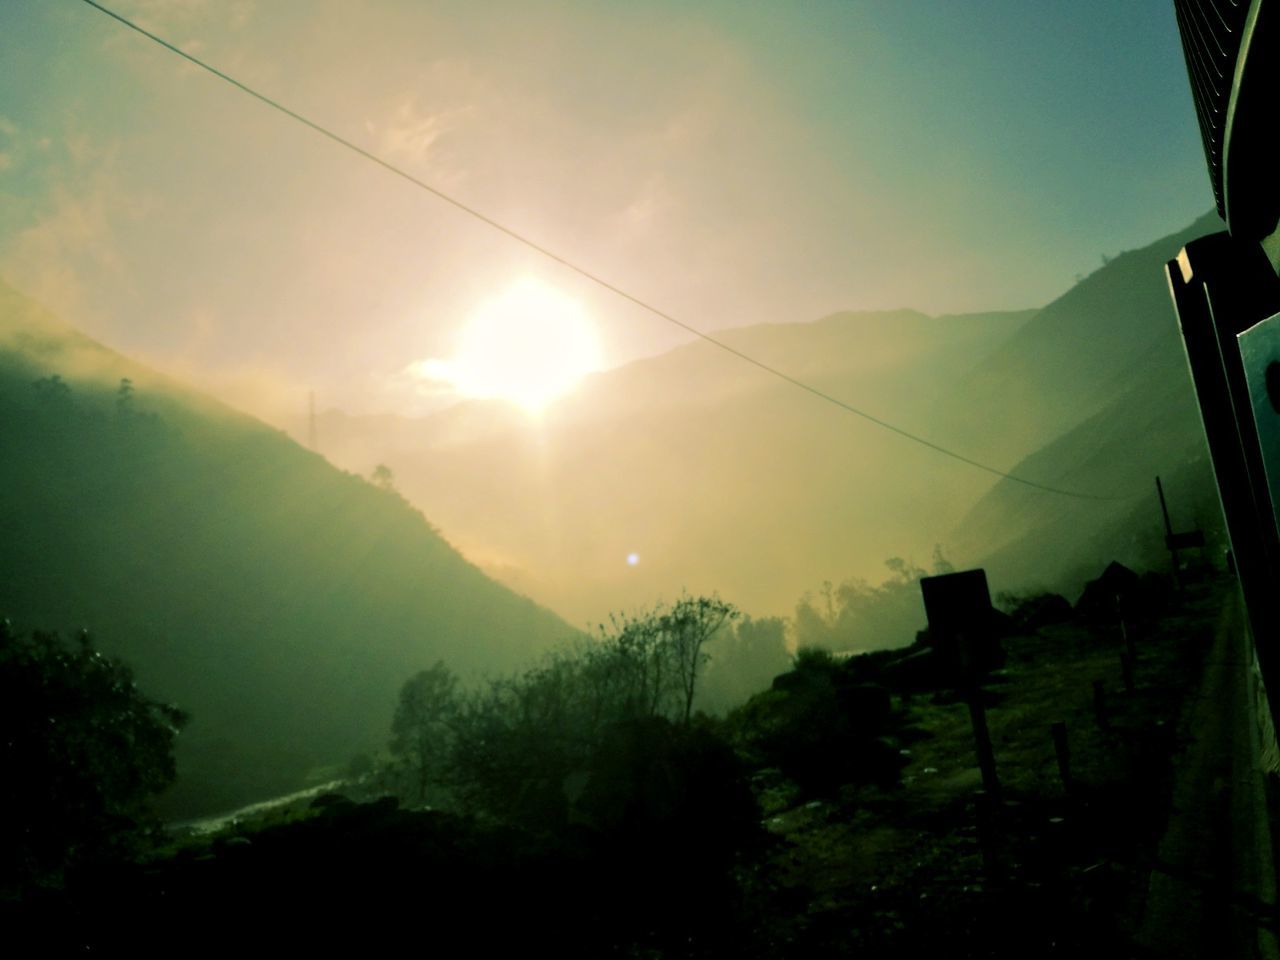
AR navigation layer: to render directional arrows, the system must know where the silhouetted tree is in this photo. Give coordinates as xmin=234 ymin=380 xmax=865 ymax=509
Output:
xmin=583 ymin=593 xmax=737 ymax=724
xmin=371 ymin=463 xmax=394 ymax=490
xmin=0 ymin=621 xmax=187 ymax=888
xmin=662 ymin=595 xmax=737 ymax=723
xmin=32 ymin=374 xmax=72 ymax=408
xmin=389 ymin=661 xmax=458 ymax=805
xmin=115 ymin=377 xmax=134 ymax=418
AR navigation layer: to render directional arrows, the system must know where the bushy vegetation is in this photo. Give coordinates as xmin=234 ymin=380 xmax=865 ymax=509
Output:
xmin=727 ymin=645 xmax=903 ymax=793
xmin=386 ymin=661 xmax=457 ymax=807
xmin=384 ymin=595 xmax=741 ymax=827
xmin=347 ymin=595 xmax=771 ymax=954
xmin=0 ymin=621 xmax=186 ymax=889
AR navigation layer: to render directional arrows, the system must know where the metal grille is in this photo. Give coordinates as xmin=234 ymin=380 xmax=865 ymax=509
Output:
xmin=1174 ymin=0 xmax=1252 ymax=216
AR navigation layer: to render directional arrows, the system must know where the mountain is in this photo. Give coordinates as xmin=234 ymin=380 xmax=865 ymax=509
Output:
xmin=937 ymin=210 xmax=1223 ymax=466
xmin=0 ymin=281 xmax=576 ymax=817
xmin=947 ymin=211 xmax=1226 ymax=591
xmin=311 ymin=211 xmax=1228 ymax=630
xmin=949 ymin=359 xmax=1219 ymax=594
xmin=313 ymin=309 xmax=1036 ymax=624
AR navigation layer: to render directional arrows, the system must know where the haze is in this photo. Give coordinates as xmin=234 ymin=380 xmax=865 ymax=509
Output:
xmin=0 ymin=0 xmax=1215 ymax=627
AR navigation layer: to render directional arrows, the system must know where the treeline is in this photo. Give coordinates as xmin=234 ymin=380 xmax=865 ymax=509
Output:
xmin=25 ymin=373 xmax=166 ymax=434
xmin=375 ymin=590 xmax=909 ymax=826
xmin=366 ymin=548 xmax=965 ymax=821
xmin=790 ymin=547 xmax=955 ymax=653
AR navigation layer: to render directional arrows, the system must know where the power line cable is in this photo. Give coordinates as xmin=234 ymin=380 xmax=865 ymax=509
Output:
xmin=79 ymin=0 xmax=1131 ymax=502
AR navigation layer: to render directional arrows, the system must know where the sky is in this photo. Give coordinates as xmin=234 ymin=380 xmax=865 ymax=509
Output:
xmin=0 ymin=0 xmax=1212 ymax=423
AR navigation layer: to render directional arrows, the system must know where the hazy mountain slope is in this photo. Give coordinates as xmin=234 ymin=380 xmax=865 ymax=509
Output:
xmin=949 ymin=331 xmax=1220 ymax=595
xmin=315 ymin=309 xmax=1035 ymax=623
xmin=943 ymin=211 xmax=1229 ymax=593
xmin=938 ymin=210 xmax=1223 ymax=466
xmin=567 ymin=308 xmax=1035 ymax=423
xmin=313 ymin=211 xmax=1231 ymax=629
xmin=0 ymin=281 xmax=576 ymax=817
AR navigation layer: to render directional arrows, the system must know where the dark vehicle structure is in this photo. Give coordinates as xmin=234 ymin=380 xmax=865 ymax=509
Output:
xmin=1167 ymin=0 xmax=1280 ymax=738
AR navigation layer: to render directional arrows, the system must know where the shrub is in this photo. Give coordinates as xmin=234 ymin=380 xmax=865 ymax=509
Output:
xmin=0 ymin=621 xmax=186 ymax=887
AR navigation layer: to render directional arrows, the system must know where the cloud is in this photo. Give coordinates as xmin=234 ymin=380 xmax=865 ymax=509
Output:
xmin=145 ymin=348 xmax=312 ymax=426
xmin=382 ymin=357 xmax=461 ymax=415
xmin=114 ymin=0 xmax=255 ymax=34
xmin=368 ymin=95 xmax=453 ymax=162
xmin=359 ymin=59 xmax=483 ymax=196
xmin=0 ymin=130 xmax=145 ymax=334
xmin=96 ymin=0 xmax=262 ymax=88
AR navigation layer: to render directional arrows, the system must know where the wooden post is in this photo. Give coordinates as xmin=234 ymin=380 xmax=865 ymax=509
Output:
xmin=919 ymin=570 xmax=1001 ymax=798
xmin=960 ymin=632 xmax=1001 ymax=800
xmin=1051 ymin=721 xmax=1072 ymax=796
xmin=1156 ymin=476 xmax=1182 ymax=589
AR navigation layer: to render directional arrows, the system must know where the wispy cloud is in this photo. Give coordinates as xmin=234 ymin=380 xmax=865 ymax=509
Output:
xmin=115 ymin=0 xmax=255 ymax=35
xmin=0 ymin=128 xmax=149 ymax=334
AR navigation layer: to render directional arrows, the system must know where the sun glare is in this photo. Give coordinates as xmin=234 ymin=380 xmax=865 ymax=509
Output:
xmin=428 ymin=279 xmax=602 ymax=414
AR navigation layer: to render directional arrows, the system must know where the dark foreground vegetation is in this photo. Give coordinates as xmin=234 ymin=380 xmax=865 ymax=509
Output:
xmin=3 ymin=559 xmax=1227 ymax=957
xmin=0 ymin=622 xmax=185 ymax=893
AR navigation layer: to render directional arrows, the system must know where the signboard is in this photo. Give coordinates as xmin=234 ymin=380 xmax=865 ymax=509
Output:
xmin=1240 ymin=311 xmax=1280 ymax=551
xmin=920 ymin=568 xmax=992 ymax=641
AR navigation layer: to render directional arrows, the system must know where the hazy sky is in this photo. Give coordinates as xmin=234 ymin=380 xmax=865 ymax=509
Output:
xmin=1 ymin=0 xmax=1211 ymax=420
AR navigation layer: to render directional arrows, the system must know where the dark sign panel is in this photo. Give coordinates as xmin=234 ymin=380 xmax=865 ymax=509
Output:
xmin=920 ymin=569 xmax=992 ymax=641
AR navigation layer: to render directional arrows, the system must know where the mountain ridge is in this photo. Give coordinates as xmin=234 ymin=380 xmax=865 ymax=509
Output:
xmin=306 ymin=212 xmax=1225 ymax=629
xmin=0 ymin=280 xmax=578 ymax=817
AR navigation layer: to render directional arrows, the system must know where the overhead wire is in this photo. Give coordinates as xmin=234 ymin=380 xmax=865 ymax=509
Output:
xmin=78 ymin=0 xmax=1133 ymax=502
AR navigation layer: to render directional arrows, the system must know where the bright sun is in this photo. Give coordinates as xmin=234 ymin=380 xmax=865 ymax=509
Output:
xmin=425 ymin=279 xmax=602 ymax=413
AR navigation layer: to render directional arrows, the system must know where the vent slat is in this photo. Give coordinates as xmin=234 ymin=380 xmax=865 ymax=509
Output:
xmin=1173 ymin=0 xmax=1252 ymax=216
xmin=1187 ymin=0 xmax=1229 ymax=59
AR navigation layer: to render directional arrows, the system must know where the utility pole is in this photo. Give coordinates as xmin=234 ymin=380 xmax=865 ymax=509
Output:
xmin=1157 ymin=476 xmax=1207 ymax=587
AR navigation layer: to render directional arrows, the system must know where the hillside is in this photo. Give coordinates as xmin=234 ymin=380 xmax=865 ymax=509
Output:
xmin=937 ymin=210 xmax=1223 ymax=466
xmin=949 ymin=213 xmax=1225 ymax=592
xmin=951 ymin=362 xmax=1219 ymax=594
xmin=0 ymin=281 xmax=576 ymax=817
